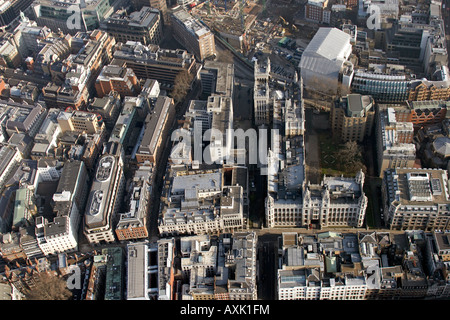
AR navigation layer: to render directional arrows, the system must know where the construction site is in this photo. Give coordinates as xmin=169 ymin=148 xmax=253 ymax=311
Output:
xmin=189 ymin=0 xmax=265 ymax=55
xmin=187 ymin=0 xmax=323 ymax=56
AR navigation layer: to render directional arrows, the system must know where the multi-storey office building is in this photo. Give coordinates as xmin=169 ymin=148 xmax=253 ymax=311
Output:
xmin=203 ymin=95 xmax=234 ymax=164
xmin=12 ymin=18 xmax=52 ymax=58
xmin=99 ymin=7 xmax=162 ymax=46
xmin=397 ymin=100 xmax=450 ymax=128
xmin=84 ymin=142 xmax=125 ymax=244
xmin=433 ymin=231 xmax=450 ymax=261
xmin=0 ymin=159 xmax=38 ymax=235
xmin=41 ymin=30 xmax=116 ymax=108
xmin=0 ymin=0 xmax=34 ymax=27
xmin=265 ymin=134 xmax=305 ymax=228
xmin=0 ymin=35 xmax=22 ymax=68
xmin=126 ymin=241 xmax=161 ymax=300
xmin=157 ymin=238 xmax=176 ymax=300
xmin=275 ymin=231 xmax=435 ymax=300
xmin=380 ymin=12 xmax=448 ymax=77
xmin=42 ymin=82 xmax=89 ymax=111
xmin=351 ymin=69 xmax=410 ymax=103
xmin=115 ymin=165 xmax=153 ymax=241
xmin=305 ymin=0 xmax=329 ymax=24
xmin=278 ymin=263 xmax=368 ymax=300
xmin=131 ymin=0 xmax=168 ymax=24
xmin=135 ymin=96 xmax=174 ymax=165
xmin=179 ymin=235 xmax=217 ymax=299
xmin=422 ymin=20 xmax=448 ymax=78
xmin=278 ymin=80 xmax=305 ymax=137
xmin=37 ymin=159 xmax=62 ymax=182
xmin=408 ymin=79 xmax=450 ymax=101
xmin=171 ymin=7 xmax=216 ymax=61
xmin=384 ymin=24 xmax=426 ymax=72
xmin=167 ymin=69 xmax=246 ymax=216
xmin=382 ymin=168 xmax=450 ymax=231
xmin=0 ymin=102 xmax=47 ymax=139
xmin=0 ymin=146 xmax=23 ymax=188
xmin=227 ymin=232 xmax=258 ymax=300
xmin=65 ymin=30 xmax=116 ymax=94
xmin=107 ymin=97 xmax=139 ymax=150
xmin=32 ymin=0 xmax=127 ymax=34
xmin=199 ymin=61 xmax=234 ymax=98
xmin=35 ymin=160 xmax=89 ymax=255
xmin=57 ymin=110 xmax=105 ymax=135
xmin=303 ymin=171 xmax=368 ymax=228
xmin=158 ymin=168 xmax=245 ymax=236
xmin=6 ymin=81 xmax=40 ymax=105
xmin=32 ymin=33 xmax=72 ymax=77
xmin=88 ymin=91 xmax=121 ymax=129
xmin=375 ymin=107 xmax=416 ymax=177
xmin=95 ymin=64 xmax=140 ymax=98
xmin=112 ymin=41 xmax=198 ymax=90
xmin=160 ymin=233 xmax=258 ymax=300
xmin=330 ymin=93 xmax=375 ymax=142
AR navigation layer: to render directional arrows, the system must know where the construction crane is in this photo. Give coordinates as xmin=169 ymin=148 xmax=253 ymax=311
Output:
xmin=279 ymin=16 xmax=288 ymax=26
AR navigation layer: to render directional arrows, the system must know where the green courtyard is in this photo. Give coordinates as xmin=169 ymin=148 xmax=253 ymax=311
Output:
xmin=317 ymin=131 xmax=366 ymax=177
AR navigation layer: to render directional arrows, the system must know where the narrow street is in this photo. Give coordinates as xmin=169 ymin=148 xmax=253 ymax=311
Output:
xmin=257 ymin=237 xmax=277 ymax=300
xmin=147 ymin=80 xmax=202 ymax=242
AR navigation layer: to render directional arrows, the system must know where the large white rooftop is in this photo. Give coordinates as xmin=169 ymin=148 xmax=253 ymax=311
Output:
xmin=171 ymin=170 xmax=222 ymax=196
xmin=300 ymin=27 xmax=352 ymax=76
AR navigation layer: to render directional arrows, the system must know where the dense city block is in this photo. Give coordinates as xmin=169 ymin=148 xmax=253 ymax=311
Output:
xmin=0 ymin=0 xmax=449 ymax=302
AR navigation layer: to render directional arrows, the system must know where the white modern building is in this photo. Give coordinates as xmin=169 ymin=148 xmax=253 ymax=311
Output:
xmin=299 ymin=27 xmax=354 ymax=96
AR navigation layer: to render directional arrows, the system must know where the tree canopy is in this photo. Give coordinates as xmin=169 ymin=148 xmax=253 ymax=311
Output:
xmin=25 ymin=273 xmax=72 ymax=300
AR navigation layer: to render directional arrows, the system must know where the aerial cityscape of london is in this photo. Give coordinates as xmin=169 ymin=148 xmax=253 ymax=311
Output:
xmin=0 ymin=0 xmax=449 ymax=311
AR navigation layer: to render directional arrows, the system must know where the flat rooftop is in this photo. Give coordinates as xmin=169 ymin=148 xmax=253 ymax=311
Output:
xmin=171 ymin=170 xmax=222 ymax=196
xmin=127 ymin=242 xmax=149 ymax=299
xmin=386 ymin=168 xmax=450 ymax=205
xmin=435 ymin=232 xmax=450 ymax=251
